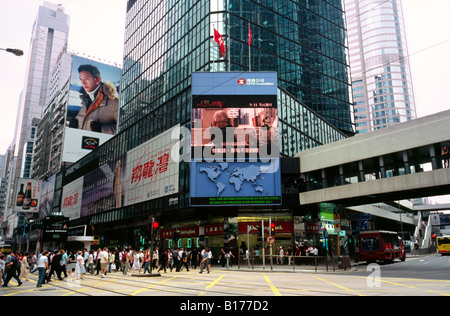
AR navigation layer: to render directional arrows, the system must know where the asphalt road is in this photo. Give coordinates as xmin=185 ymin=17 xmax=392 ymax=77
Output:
xmin=1 ymin=254 xmax=448 ymax=298
xmin=349 ymin=253 xmax=450 ymax=281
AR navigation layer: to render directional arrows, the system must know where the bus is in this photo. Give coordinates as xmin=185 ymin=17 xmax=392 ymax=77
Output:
xmin=359 ymin=230 xmax=406 ymax=263
xmin=436 ymin=236 xmax=450 ymax=255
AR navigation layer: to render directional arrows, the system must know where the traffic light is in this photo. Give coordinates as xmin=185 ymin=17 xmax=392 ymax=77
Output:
xmin=152 ymin=221 xmax=159 ymax=230
xmin=256 ymin=226 xmax=263 ymax=236
xmin=270 ymin=223 xmax=275 ymax=235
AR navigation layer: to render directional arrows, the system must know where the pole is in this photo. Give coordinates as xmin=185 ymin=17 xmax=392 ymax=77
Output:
xmin=261 ymin=219 xmax=265 ymax=270
xmin=228 ymin=7 xmax=231 ymax=71
xmin=150 ymin=218 xmax=154 ymax=275
xmin=247 ymin=225 xmax=250 ymax=269
xmin=269 ymin=217 xmax=273 ymax=270
xmin=398 ymin=201 xmax=405 ymax=241
xmin=249 ymin=39 xmax=251 ymax=72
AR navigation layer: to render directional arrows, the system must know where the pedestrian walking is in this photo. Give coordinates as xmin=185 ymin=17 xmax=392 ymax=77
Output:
xmin=172 ymin=248 xmax=180 ymax=272
xmin=19 ymin=253 xmax=30 ymax=282
xmin=131 ymin=250 xmax=141 ymax=274
xmin=122 ymin=250 xmax=131 ymax=275
xmin=157 ymin=248 xmax=168 ymax=273
xmin=87 ymin=250 xmax=95 ymax=274
xmin=0 ymin=254 xmax=6 ymax=286
xmin=100 ymin=247 xmax=109 ymax=278
xmin=152 ymin=247 xmax=159 ymax=271
xmin=75 ymin=250 xmax=85 ymax=280
xmin=47 ymin=250 xmax=62 ymax=282
xmin=199 ymin=248 xmax=210 ymax=274
xmin=36 ymin=251 xmax=49 ymax=288
xmin=2 ymin=252 xmax=22 ymax=287
xmin=60 ymin=249 xmax=68 ymax=278
xmin=143 ymin=250 xmax=151 ymax=274
xmin=225 ymin=250 xmax=235 ymax=269
xmin=190 ymin=248 xmax=198 ymax=270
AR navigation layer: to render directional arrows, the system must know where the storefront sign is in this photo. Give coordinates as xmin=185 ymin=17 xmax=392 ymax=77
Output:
xmin=238 ymin=221 xmax=293 ymax=234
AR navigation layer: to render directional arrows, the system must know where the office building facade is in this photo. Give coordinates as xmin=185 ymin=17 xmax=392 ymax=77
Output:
xmin=52 ymin=0 xmax=353 ymax=253
xmin=13 ymin=2 xmax=70 ymax=180
xmin=344 ymin=0 xmax=416 ymax=133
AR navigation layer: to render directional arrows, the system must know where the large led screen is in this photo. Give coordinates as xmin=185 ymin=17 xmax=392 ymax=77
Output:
xmin=190 ymin=72 xmax=282 ymax=207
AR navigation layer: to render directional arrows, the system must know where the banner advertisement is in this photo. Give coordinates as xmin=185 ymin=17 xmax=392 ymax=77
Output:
xmin=14 ymin=179 xmax=42 ymax=213
xmin=61 ymin=176 xmax=84 ymax=221
xmin=190 ymin=72 xmax=282 ymax=207
xmin=60 ymin=125 xmax=180 ymax=220
xmin=39 ymin=174 xmax=56 ymax=219
xmin=62 ymin=55 xmax=121 ymax=163
xmin=123 ymin=125 xmax=180 ymax=206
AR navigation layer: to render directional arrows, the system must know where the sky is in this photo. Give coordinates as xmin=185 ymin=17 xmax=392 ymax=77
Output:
xmin=0 ymin=0 xmax=449 ymax=201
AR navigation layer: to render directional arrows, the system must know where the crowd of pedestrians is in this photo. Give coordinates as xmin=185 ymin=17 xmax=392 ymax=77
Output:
xmin=0 ymin=246 xmax=225 ymax=288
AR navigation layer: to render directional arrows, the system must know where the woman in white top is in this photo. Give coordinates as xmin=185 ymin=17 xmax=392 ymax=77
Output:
xmin=19 ymin=254 xmax=30 ymax=282
xmin=75 ymin=251 xmax=85 ymax=280
xmin=131 ymin=251 xmax=141 ymax=274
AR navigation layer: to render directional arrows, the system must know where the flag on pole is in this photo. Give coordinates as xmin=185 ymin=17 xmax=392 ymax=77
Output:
xmin=248 ymin=23 xmax=252 ymax=46
xmin=214 ymin=28 xmax=226 ymax=58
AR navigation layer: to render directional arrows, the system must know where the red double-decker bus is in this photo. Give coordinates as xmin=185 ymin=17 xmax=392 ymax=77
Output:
xmin=359 ymin=231 xmax=406 ymax=263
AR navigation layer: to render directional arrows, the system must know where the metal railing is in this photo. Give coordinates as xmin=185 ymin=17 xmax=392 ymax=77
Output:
xmin=236 ymin=254 xmax=346 ymax=272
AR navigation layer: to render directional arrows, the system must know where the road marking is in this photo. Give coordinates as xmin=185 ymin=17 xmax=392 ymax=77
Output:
xmin=314 ymin=276 xmax=365 ymax=296
xmin=62 ymin=282 xmax=109 ymax=296
xmin=264 ymin=275 xmax=281 ymax=296
xmin=199 ymin=274 xmax=226 ymax=296
xmin=427 ymin=290 xmax=450 ymax=296
xmin=379 ymin=279 xmax=416 ymax=289
xmin=131 ymin=276 xmax=178 ymax=296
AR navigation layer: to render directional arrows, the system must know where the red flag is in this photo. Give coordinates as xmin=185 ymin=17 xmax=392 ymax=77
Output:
xmin=214 ymin=28 xmax=226 ymax=58
xmin=248 ymin=23 xmax=252 ymax=46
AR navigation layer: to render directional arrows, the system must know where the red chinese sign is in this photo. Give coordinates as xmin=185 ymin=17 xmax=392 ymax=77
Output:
xmin=63 ymin=193 xmax=79 ymax=209
xmin=131 ymin=153 xmax=170 ymax=185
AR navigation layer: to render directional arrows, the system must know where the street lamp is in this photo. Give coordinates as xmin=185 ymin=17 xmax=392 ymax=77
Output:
xmin=0 ymin=48 xmax=24 ymax=56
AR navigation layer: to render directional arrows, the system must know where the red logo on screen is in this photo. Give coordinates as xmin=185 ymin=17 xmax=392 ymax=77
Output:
xmin=238 ymin=79 xmax=246 ymax=85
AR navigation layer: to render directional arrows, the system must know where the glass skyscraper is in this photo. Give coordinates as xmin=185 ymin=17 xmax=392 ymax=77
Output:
xmin=13 ymin=2 xmax=70 ymax=179
xmin=120 ymin=0 xmax=353 ymax=136
xmin=344 ymin=0 xmax=416 ymax=133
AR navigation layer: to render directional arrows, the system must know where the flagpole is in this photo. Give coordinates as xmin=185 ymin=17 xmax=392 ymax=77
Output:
xmin=228 ymin=9 xmax=231 ymax=72
xmin=248 ymin=22 xmax=251 ymax=72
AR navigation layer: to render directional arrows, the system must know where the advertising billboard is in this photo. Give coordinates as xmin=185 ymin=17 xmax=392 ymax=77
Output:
xmin=123 ymin=126 xmax=179 ymax=206
xmin=61 ymin=176 xmax=83 ymax=221
xmin=39 ymin=174 xmax=56 ymax=219
xmin=14 ymin=178 xmax=42 ymax=213
xmin=60 ymin=125 xmax=180 ymax=220
xmin=62 ymin=55 xmax=121 ymax=163
xmin=190 ymin=72 xmax=282 ymax=207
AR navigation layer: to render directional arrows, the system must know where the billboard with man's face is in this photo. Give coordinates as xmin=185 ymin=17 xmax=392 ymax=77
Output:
xmin=62 ymin=56 xmax=121 ymax=163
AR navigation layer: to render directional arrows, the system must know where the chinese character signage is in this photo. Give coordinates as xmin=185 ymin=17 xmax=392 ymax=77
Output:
xmin=61 ymin=176 xmax=83 ymax=220
xmin=124 ymin=126 xmax=179 ymax=206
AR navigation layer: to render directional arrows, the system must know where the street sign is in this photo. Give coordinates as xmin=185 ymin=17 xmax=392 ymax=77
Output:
xmin=267 ymin=235 xmax=275 ymax=245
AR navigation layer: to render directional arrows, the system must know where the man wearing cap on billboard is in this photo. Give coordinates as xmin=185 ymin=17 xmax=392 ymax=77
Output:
xmin=69 ymin=64 xmax=119 ymax=135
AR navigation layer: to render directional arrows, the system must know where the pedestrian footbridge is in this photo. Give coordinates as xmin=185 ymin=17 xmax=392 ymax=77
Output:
xmin=296 ymin=110 xmax=450 ymax=206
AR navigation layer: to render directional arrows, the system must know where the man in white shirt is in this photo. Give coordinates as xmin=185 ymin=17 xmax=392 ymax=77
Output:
xmin=312 ymin=247 xmax=319 ymax=256
xmin=100 ymin=248 xmax=109 ymax=278
xmin=36 ymin=251 xmax=49 ymax=288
